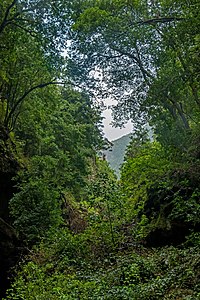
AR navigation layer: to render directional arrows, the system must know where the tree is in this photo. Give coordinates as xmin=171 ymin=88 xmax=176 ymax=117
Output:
xmin=0 ymin=30 xmax=57 ymax=133
xmin=120 ymin=137 xmax=200 ymax=245
xmin=0 ymin=0 xmax=76 ymax=136
xmin=0 ymin=0 xmax=106 ymax=244
xmin=10 ymin=85 xmax=104 ymax=242
xmin=69 ymin=0 xmax=200 ymax=140
xmin=0 ymin=0 xmax=71 ymax=54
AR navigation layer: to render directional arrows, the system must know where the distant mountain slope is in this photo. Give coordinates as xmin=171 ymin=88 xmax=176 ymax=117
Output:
xmin=105 ymin=133 xmax=131 ymax=177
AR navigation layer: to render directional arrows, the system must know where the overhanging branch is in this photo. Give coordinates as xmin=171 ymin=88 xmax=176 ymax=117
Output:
xmin=111 ymin=46 xmax=154 ymax=82
xmin=137 ymin=16 xmax=185 ymax=26
xmin=5 ymin=81 xmax=67 ymax=129
xmin=0 ymin=0 xmax=18 ymax=34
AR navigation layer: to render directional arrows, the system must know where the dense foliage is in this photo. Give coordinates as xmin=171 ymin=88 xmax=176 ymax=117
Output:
xmin=0 ymin=0 xmax=200 ymax=299
xmin=5 ymin=244 xmax=200 ymax=299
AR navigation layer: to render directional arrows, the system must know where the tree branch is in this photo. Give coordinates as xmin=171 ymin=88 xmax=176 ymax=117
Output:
xmin=99 ymin=53 xmax=124 ymax=60
xmin=0 ymin=0 xmax=17 ymax=34
xmin=137 ymin=16 xmax=185 ymax=26
xmin=0 ymin=1 xmax=38 ymax=35
xmin=111 ymin=46 xmax=154 ymax=82
xmin=12 ymin=22 xmax=37 ymax=37
xmin=5 ymin=81 xmax=66 ymax=128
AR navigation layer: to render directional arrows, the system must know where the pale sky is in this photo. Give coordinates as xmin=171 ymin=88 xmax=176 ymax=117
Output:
xmin=103 ymin=109 xmax=133 ymax=141
xmin=63 ymin=47 xmax=133 ymax=140
xmin=102 ymin=105 xmax=133 ymax=141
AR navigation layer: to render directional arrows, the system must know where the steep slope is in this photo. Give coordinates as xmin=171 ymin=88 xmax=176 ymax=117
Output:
xmin=105 ymin=133 xmax=131 ymax=177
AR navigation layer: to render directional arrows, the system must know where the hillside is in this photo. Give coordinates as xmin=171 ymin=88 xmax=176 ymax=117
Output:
xmin=105 ymin=133 xmax=132 ymax=177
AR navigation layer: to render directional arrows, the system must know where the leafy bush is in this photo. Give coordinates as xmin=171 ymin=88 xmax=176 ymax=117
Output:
xmin=10 ymin=179 xmax=62 ymax=243
xmin=5 ymin=240 xmax=200 ymax=300
xmin=120 ymin=140 xmax=200 ymax=246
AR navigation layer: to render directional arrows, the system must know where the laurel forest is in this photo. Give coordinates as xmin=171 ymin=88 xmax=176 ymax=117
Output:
xmin=0 ymin=1 xmax=200 ymax=299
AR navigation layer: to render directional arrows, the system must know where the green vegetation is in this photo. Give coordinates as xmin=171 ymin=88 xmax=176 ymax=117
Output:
xmin=5 ymin=244 xmax=200 ymax=299
xmin=0 ymin=0 xmax=200 ymax=299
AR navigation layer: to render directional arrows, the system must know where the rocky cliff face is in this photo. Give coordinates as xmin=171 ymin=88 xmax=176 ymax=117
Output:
xmin=0 ymin=217 xmax=22 ymax=299
xmin=0 ymin=136 xmax=22 ymax=298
